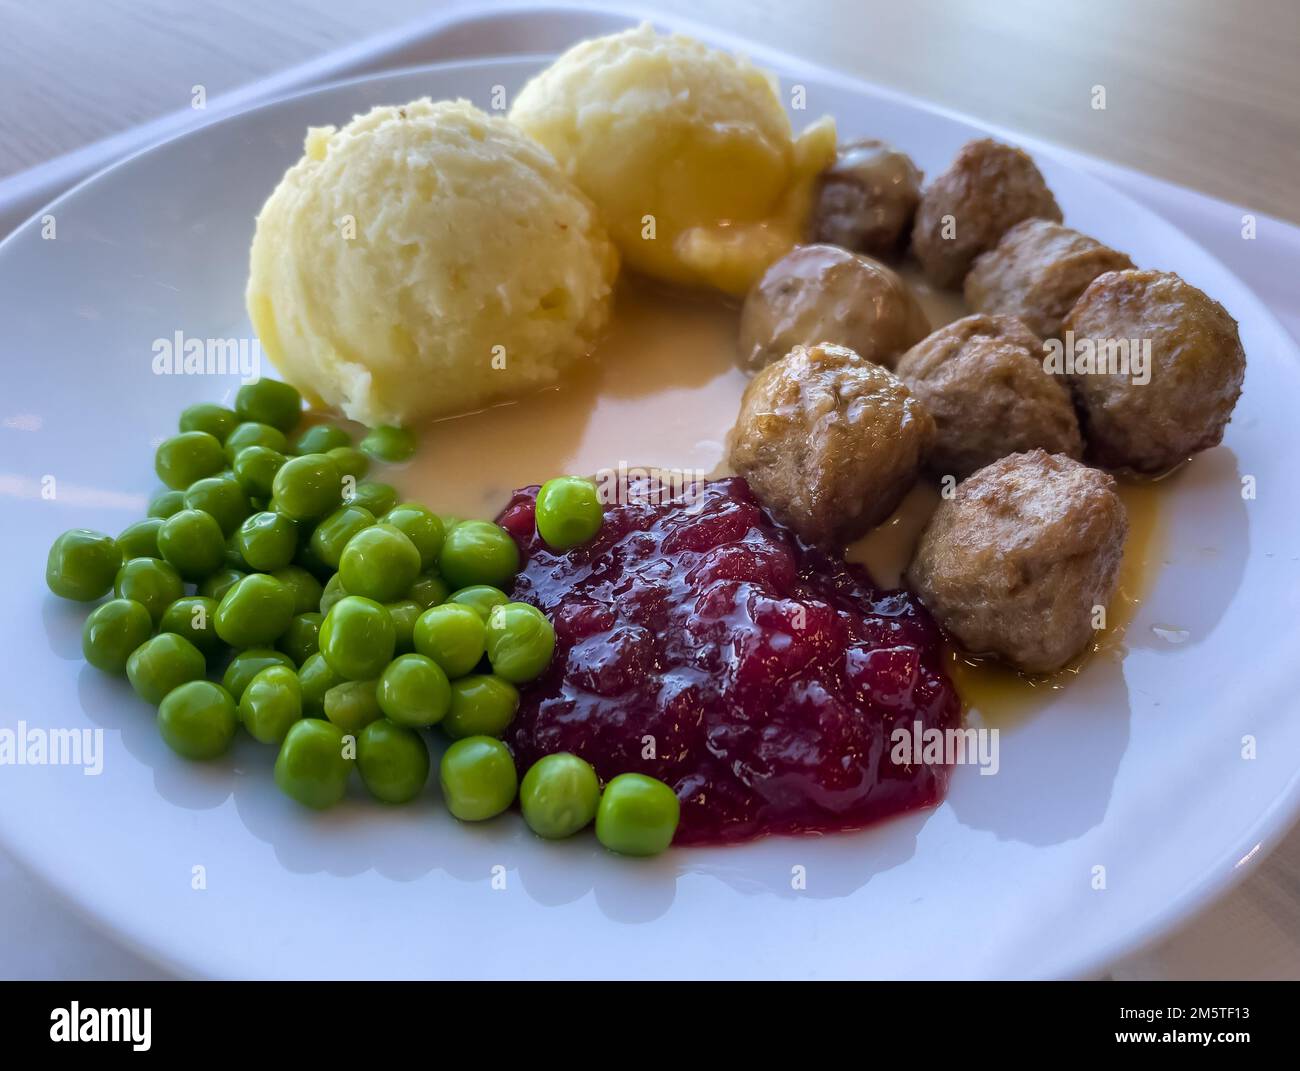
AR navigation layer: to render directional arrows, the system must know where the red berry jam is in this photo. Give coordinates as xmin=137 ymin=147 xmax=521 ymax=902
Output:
xmin=496 ymin=476 xmax=961 ymax=846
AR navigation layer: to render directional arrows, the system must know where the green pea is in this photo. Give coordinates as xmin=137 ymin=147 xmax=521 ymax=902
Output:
xmin=377 ymin=653 xmax=450 ymax=728
xmin=158 ymin=680 xmax=238 ymax=760
xmin=149 ymin=512 xmax=223 ymax=586
xmin=275 ymin=718 xmax=353 ymax=809
xmin=224 ymin=422 xmax=287 ymax=464
xmin=235 ymin=379 xmax=302 ymax=432
xmin=442 ymin=674 xmax=519 ymax=739
xmin=447 ymin=584 xmax=509 ymax=620
xmin=236 ymin=510 xmax=298 ymax=571
xmin=595 ymin=774 xmax=680 ymax=857
xmin=409 ymin=570 xmax=450 ymax=610
xmin=271 ymin=565 xmax=323 ymax=614
xmin=319 ymin=595 xmax=394 ymax=680
xmin=484 ymin=602 xmax=555 ymax=683
xmin=82 ymin=598 xmax=153 ymax=674
xmin=412 ymin=603 xmax=484 ymax=679
xmin=338 ymin=523 xmax=421 ymax=603
xmin=272 ymin=453 xmax=342 ymax=521
xmin=439 ymin=736 xmax=518 ymax=821
xmin=298 ymin=652 xmax=341 ymax=715
xmin=360 ymin=424 xmax=417 ymax=463
xmin=239 ymin=664 xmax=303 ymax=744
xmin=327 ymin=446 xmax=369 ymax=481
xmin=307 ymin=504 xmax=375 ymax=572
xmin=323 ymin=678 xmax=382 ymax=734
xmin=293 ymin=422 xmax=351 ymax=455
xmin=155 ymin=431 xmax=225 ymax=490
xmin=215 ymin=573 xmax=295 ymax=647
xmin=291 ymin=535 xmax=329 ymax=579
xmin=438 ymin=520 xmax=520 ymax=590
xmin=117 ymin=518 xmax=163 ymax=561
xmin=381 ymin=503 xmax=444 ymax=570
xmin=114 ymin=557 xmax=184 ymax=623
xmin=221 ymin=647 xmax=295 ymax=701
xmin=147 ymin=490 xmax=186 ymax=519
xmin=319 ymin=573 xmax=349 ymax=614
xmin=344 ymin=480 xmax=397 ymax=518
xmin=126 ymin=632 xmax=206 ymax=705
xmin=183 ymin=475 xmax=251 ymax=536
xmin=278 ymin=611 xmax=323 ymax=664
xmin=179 ymin=402 xmax=238 ymax=443
xmin=520 ymin=753 xmax=601 ymax=840
xmin=157 ymin=508 xmax=225 ymax=581
xmin=535 ymin=476 xmax=603 ymax=550
xmin=224 ymin=531 xmax=249 ymax=571
xmin=46 ymin=528 xmax=119 ymax=601
xmin=385 ymin=598 xmax=421 ymax=653
xmin=198 ymin=567 xmax=245 ymax=602
xmin=357 ymin=719 xmax=429 ymax=803
xmin=159 ymin=595 xmax=222 ymax=654
xmin=231 ymin=444 xmax=286 ymax=498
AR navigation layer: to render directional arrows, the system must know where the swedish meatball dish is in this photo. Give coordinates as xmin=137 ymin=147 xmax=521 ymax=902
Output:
xmin=41 ymin=22 xmax=1252 ymax=866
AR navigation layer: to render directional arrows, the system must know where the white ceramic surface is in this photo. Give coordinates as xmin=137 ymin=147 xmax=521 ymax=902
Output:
xmin=1 ymin=59 xmax=1298 ymax=980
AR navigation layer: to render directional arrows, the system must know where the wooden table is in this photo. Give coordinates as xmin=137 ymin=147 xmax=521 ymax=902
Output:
xmin=1 ymin=0 xmax=1298 ymax=982
xmin=3 ymin=0 xmax=1298 ymax=220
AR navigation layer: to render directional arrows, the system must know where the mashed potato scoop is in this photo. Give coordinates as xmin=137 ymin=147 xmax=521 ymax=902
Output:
xmin=246 ymin=98 xmax=618 ymax=426
xmin=510 ymin=23 xmax=836 ymax=296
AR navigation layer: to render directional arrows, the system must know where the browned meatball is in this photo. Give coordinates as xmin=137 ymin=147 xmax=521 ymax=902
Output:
xmin=738 ymin=244 xmax=929 ymax=372
xmin=808 ymin=138 xmax=923 ymax=259
xmin=729 ymin=342 xmax=935 ymax=548
xmin=965 ymin=218 xmax=1135 ymax=339
xmin=896 ymin=314 xmax=1083 ymax=479
xmin=906 ymin=450 xmax=1127 ymax=673
xmin=1058 ymin=269 xmax=1246 ymax=473
xmin=911 ymin=138 xmax=1062 ymax=289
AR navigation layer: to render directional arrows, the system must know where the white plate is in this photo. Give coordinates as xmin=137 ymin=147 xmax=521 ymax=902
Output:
xmin=2 ymin=58 xmax=1298 ymax=980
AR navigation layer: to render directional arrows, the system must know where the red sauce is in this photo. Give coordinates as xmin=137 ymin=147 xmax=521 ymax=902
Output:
xmin=497 ymin=476 xmax=961 ymax=846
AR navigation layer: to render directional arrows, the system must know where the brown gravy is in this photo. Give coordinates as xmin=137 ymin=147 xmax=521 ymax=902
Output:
xmin=398 ymin=272 xmax=1165 ymax=724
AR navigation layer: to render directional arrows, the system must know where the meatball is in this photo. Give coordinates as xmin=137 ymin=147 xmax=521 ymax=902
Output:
xmin=906 ymin=450 xmax=1127 ymax=673
xmin=965 ymin=218 xmax=1135 ymax=339
xmin=896 ymin=314 xmax=1083 ymax=479
xmin=738 ymin=244 xmax=930 ymax=372
xmin=911 ymin=138 xmax=1062 ymax=289
xmin=1059 ymin=269 xmax=1246 ymax=473
xmin=808 ymin=138 xmax=923 ymax=259
xmin=729 ymin=342 xmax=935 ymax=548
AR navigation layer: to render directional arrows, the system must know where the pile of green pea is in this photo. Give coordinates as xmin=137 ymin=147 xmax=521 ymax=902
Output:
xmin=45 ymin=379 xmax=680 ymax=857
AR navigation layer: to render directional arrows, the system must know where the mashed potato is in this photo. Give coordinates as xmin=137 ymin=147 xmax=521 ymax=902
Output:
xmin=246 ymin=98 xmax=618 ymax=426
xmin=509 ymin=23 xmax=836 ymax=296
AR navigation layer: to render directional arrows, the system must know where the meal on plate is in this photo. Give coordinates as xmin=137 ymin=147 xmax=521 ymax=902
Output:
xmin=43 ymin=23 xmax=1246 ymax=856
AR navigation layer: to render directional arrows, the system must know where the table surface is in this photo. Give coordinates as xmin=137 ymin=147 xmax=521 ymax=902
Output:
xmin=1 ymin=0 xmax=1298 ymax=981
xmin=4 ymin=0 xmax=1298 ymax=222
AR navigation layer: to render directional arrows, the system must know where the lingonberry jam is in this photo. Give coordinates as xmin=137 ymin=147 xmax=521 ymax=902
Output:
xmin=497 ymin=476 xmax=960 ymax=846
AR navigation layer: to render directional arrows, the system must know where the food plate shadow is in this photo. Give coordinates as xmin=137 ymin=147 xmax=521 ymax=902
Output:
xmin=945 ymin=658 xmax=1129 ymax=846
xmin=228 ymin=750 xmax=686 ymax=920
xmin=680 ymin=810 xmax=928 ymax=900
xmin=1119 ymin=446 xmax=1249 ymax=655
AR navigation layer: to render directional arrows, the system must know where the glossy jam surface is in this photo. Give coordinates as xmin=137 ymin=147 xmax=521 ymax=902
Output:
xmin=497 ymin=476 xmax=961 ymax=846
